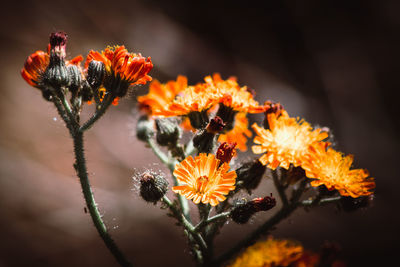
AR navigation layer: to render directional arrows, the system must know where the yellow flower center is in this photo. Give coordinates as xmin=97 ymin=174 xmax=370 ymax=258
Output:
xmin=195 ymin=175 xmax=209 ymax=193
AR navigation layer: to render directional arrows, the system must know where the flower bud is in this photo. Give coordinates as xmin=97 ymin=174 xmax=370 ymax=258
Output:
xmin=136 ymin=115 xmax=155 ymax=142
xmin=235 ymin=159 xmax=266 ymax=193
xmin=155 ymin=117 xmax=181 ymax=146
xmin=139 ymin=171 xmax=168 ymax=204
xmin=193 ymin=129 xmax=215 ymax=153
xmin=188 ymin=111 xmax=209 ymax=129
xmin=44 ymin=32 xmax=69 ymax=88
xmin=80 ymin=82 xmax=94 ymax=102
xmin=67 ymin=65 xmax=82 ymax=94
xmin=216 ymin=104 xmax=237 ymax=131
xmin=87 ymin=60 xmax=105 ymax=89
xmin=231 ymin=195 xmax=276 ymax=224
xmin=216 ymin=142 xmax=237 ymax=164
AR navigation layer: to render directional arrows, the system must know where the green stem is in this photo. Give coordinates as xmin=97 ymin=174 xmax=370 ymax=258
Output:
xmin=80 ymin=94 xmax=113 ymax=132
xmin=148 ymin=139 xmax=191 ymax=222
xmin=73 ymin=131 xmax=132 ymax=267
xmin=301 ymin=196 xmax=341 ymax=206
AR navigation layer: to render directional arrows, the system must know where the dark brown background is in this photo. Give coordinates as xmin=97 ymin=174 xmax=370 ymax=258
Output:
xmin=1 ymin=0 xmax=399 ymax=266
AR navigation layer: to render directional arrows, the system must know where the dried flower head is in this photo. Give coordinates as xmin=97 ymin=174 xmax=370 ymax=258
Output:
xmin=172 ymin=153 xmax=236 ymax=206
xmin=228 ymin=237 xmax=304 ymax=267
xmin=252 ymin=111 xmax=328 ymax=170
xmin=216 ymin=142 xmax=237 ymax=164
xmin=302 ymin=142 xmax=375 ymax=198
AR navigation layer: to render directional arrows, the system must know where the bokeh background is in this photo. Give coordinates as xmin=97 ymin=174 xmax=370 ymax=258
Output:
xmin=1 ymin=0 xmax=399 ymax=266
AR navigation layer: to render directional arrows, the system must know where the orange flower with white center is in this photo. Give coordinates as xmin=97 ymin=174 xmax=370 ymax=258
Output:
xmin=252 ymin=111 xmax=328 ymax=170
xmin=228 ymin=237 xmax=304 ymax=267
xmin=218 ymin=112 xmax=252 ymax=151
xmin=205 ymin=74 xmax=266 ymax=114
xmin=172 ymin=153 xmax=237 ymax=206
xmin=137 ymin=75 xmax=187 ymax=115
xmin=302 ymin=142 xmax=375 ymax=198
xmin=85 ymin=45 xmax=153 ymax=97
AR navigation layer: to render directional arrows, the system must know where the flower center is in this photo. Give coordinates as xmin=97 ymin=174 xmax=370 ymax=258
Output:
xmin=195 ymin=175 xmax=209 ymax=193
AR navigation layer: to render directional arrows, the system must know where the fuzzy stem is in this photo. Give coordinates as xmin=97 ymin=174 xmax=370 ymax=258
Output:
xmin=80 ymin=94 xmax=113 ymax=132
xmin=73 ymin=131 xmax=132 ymax=267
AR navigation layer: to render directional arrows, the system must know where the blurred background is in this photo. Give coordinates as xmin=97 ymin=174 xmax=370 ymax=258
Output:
xmin=1 ymin=0 xmax=399 ymax=266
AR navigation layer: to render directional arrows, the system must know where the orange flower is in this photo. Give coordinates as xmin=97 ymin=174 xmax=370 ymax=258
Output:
xmin=153 ymin=82 xmax=218 ymax=117
xmin=228 ymin=237 xmax=304 ymax=267
xmin=218 ymin=112 xmax=252 ymax=151
xmin=21 ymin=50 xmax=50 ymax=88
xmin=252 ymin=111 xmax=328 ymax=170
xmin=205 ymin=74 xmax=266 ymax=113
xmin=302 ymin=142 xmax=375 ymax=198
xmin=137 ymin=75 xmax=187 ymax=115
xmin=21 ymin=48 xmax=83 ymax=89
xmin=85 ymin=45 xmax=153 ymax=96
xmin=172 ymin=153 xmax=236 ymax=206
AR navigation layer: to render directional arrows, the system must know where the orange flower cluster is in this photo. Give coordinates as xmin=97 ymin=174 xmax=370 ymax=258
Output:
xmin=146 ymin=73 xmax=266 ymax=117
xmin=172 ymin=153 xmax=237 ymax=206
xmin=228 ymin=237 xmax=306 ymax=267
xmin=252 ymin=111 xmax=375 ymax=198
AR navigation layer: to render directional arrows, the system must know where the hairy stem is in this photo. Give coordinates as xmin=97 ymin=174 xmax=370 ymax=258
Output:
xmin=80 ymin=94 xmax=113 ymax=132
xmin=73 ymin=131 xmax=132 ymax=267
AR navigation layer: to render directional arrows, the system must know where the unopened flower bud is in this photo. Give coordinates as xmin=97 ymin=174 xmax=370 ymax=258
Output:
xmin=235 ymin=159 xmax=266 ymax=193
xmin=155 ymin=117 xmax=181 ymax=146
xmin=139 ymin=171 xmax=168 ymax=204
xmin=206 ymin=116 xmax=225 ymax=134
xmin=87 ymin=60 xmax=105 ymax=89
xmin=80 ymin=82 xmax=94 ymax=102
xmin=45 ymin=32 xmax=69 ymax=88
xmin=230 ymin=199 xmax=255 ymax=224
xmin=216 ymin=104 xmax=236 ymax=131
xmin=216 ymin=142 xmax=237 ymax=164
xmin=231 ymin=195 xmax=276 ymax=224
xmin=251 ymin=195 xmax=276 ymax=212
xmin=67 ymin=65 xmax=82 ymax=94
xmin=188 ymin=111 xmax=209 ymax=129
xmin=136 ymin=115 xmax=155 ymax=142
xmin=193 ymin=129 xmax=215 ymax=153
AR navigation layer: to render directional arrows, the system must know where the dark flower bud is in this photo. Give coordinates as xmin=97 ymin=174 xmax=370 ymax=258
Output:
xmin=67 ymin=65 xmax=82 ymax=94
xmin=193 ymin=129 xmax=215 ymax=153
xmin=230 ymin=199 xmax=255 ymax=224
xmin=216 ymin=104 xmax=236 ymax=131
xmin=206 ymin=116 xmax=225 ymax=134
xmin=49 ymin=31 xmax=67 ymax=51
xmin=188 ymin=111 xmax=209 ymax=129
xmin=251 ymin=194 xmax=276 ymax=212
xmin=80 ymin=82 xmax=94 ymax=102
xmin=231 ymin=195 xmax=276 ymax=224
xmin=155 ymin=117 xmax=181 ymax=146
xmin=216 ymin=142 xmax=237 ymax=164
xmin=139 ymin=171 xmax=168 ymax=204
xmin=136 ymin=115 xmax=155 ymax=142
xmin=87 ymin=60 xmax=105 ymax=89
xmin=339 ymin=195 xmax=373 ymax=212
xmin=235 ymin=159 xmax=266 ymax=193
